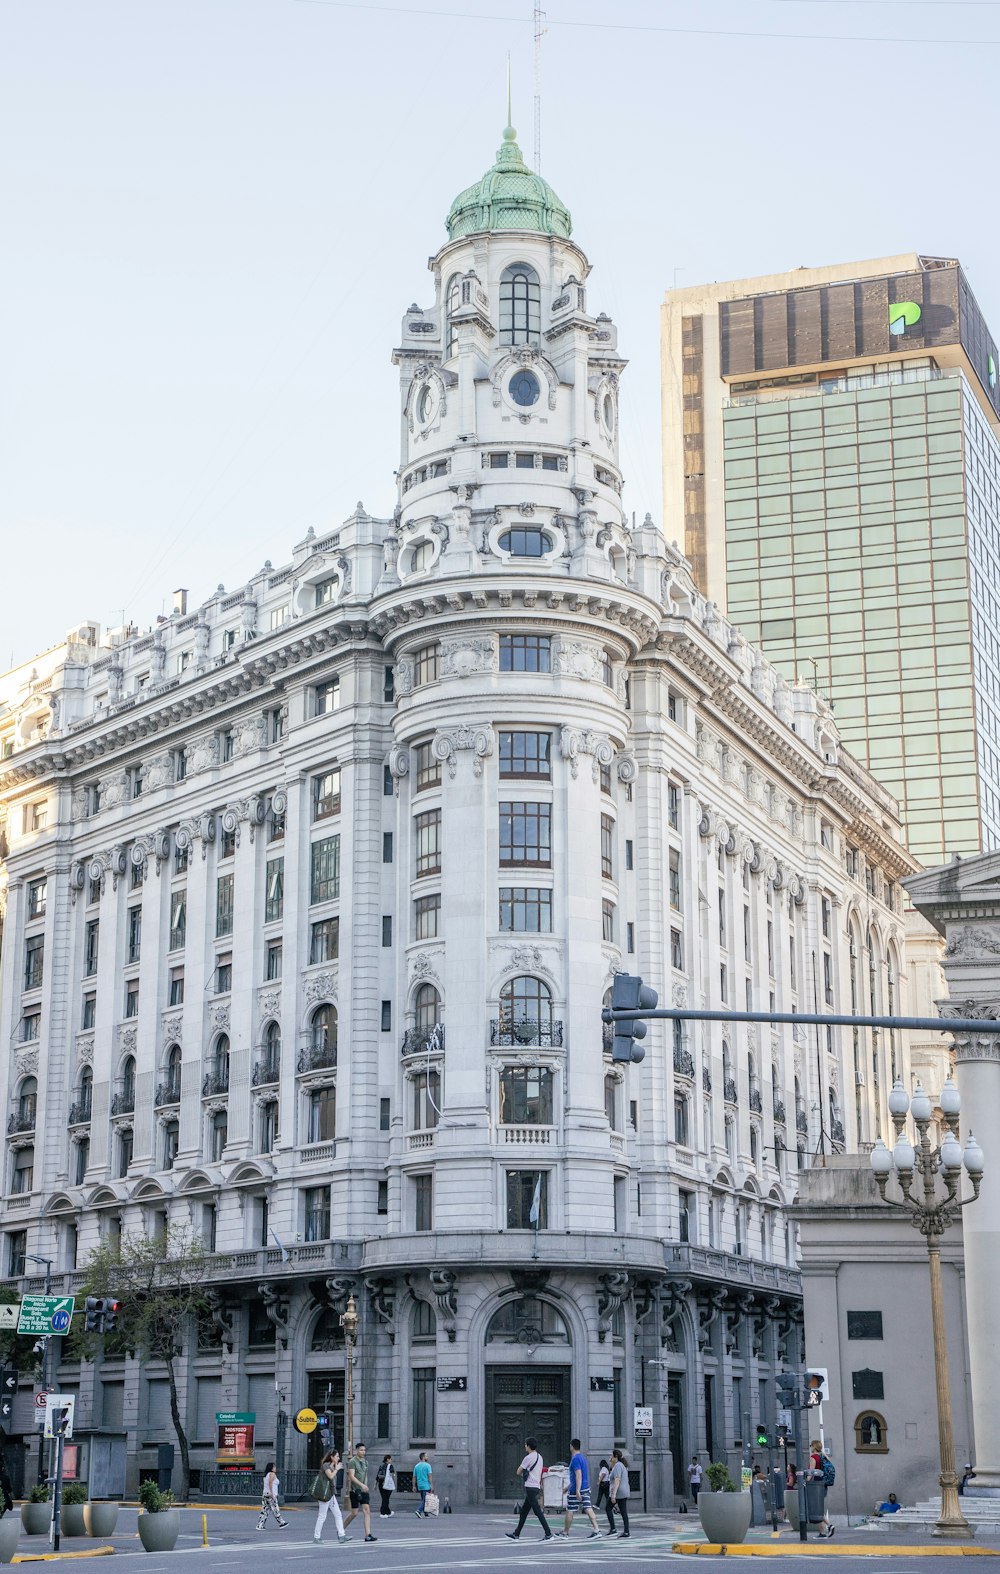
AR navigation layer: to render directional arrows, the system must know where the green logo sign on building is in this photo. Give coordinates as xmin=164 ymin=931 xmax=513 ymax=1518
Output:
xmin=889 ymin=300 xmax=922 ymax=336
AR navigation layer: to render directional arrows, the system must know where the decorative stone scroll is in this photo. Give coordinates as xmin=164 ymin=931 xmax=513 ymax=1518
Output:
xmin=559 ymin=726 xmax=615 ymax=783
xmin=432 ymin=726 xmax=493 ymax=779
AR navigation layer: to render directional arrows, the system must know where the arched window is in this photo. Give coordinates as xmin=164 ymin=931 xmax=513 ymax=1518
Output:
xmin=412 ymin=1300 xmax=437 ymax=1341
xmin=311 ymin=1305 xmax=346 ymax=1352
xmin=206 ymin=1035 xmax=229 ymax=1095
xmin=264 ymin=1021 xmax=281 ymax=1065
xmin=499 ymin=263 xmax=540 ymax=346
xmin=72 ymin=1067 xmax=93 ymax=1126
xmin=311 ymin=1005 xmax=337 ymax=1065
xmin=498 ymin=976 xmax=553 ymax=1045
xmin=12 ymin=1144 xmax=34 ymax=1195
xmin=414 ymin=984 xmax=441 ymax=1034
xmin=853 ymin=1410 xmax=889 ymax=1453
xmin=16 ymin=1077 xmax=37 ymax=1128
xmin=445 ymin=273 xmax=462 ymax=358
xmin=121 ymin=1056 xmax=136 ymax=1103
xmin=166 ymin=1044 xmax=181 ymax=1082
xmin=485 ymin=1296 xmax=569 ymax=1345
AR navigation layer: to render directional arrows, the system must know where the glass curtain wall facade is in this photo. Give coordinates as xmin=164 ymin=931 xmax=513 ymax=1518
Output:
xmin=723 ymin=366 xmax=999 ymax=863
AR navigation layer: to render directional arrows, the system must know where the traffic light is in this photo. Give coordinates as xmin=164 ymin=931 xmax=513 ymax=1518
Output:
xmin=804 ymin=1369 xmax=828 ymax=1408
xmin=84 ymin=1296 xmax=108 ymax=1334
xmin=775 ymin=1371 xmax=799 ymax=1407
xmin=775 ymin=1424 xmax=789 ymax=1443
xmin=104 ymin=1300 xmax=120 ymax=1334
xmin=610 ymin=973 xmax=658 ymax=1064
xmin=755 ymin=1423 xmax=770 ymax=1448
xmin=0 ymin=1366 xmax=16 ymax=1426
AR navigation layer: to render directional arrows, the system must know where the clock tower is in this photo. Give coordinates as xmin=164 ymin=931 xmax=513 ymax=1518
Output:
xmin=386 ymin=121 xmax=631 ymax=585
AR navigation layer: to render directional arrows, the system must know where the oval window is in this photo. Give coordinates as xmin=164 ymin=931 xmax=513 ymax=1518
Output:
xmin=602 ymin=392 xmax=615 ymax=430
xmin=498 ymin=528 xmax=549 ymax=558
xmin=416 ymin=384 xmax=435 ymax=423
xmin=510 ymin=370 xmax=541 ymax=408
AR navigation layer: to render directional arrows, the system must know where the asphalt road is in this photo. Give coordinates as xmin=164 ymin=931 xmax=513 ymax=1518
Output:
xmin=17 ymin=1504 xmax=1000 ymax=1569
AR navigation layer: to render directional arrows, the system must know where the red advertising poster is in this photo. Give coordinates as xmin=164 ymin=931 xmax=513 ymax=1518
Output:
xmin=216 ymin=1411 xmax=255 ymax=1467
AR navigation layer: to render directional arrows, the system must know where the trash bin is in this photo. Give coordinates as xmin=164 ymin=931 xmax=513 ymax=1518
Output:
xmin=542 ymin=1466 xmax=567 ymax=1510
xmin=805 ymin=1479 xmax=827 ymax=1525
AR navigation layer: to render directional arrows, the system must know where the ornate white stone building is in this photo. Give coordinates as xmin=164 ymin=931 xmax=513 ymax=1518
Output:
xmin=0 ymin=125 xmax=917 ymax=1502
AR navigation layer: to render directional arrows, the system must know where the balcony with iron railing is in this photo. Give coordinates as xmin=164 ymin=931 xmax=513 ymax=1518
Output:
xmin=202 ymin=1069 xmax=230 ymax=1098
xmin=749 ymin=1087 xmax=763 ymax=1114
xmin=602 ymin=1020 xmax=613 ymax=1053
xmin=154 ymin=1079 xmax=181 ymax=1109
xmin=110 ymin=1088 xmax=135 ymax=1116
xmin=773 ymin=1100 xmax=786 ymax=1126
xmin=401 ymin=1024 xmax=445 ymax=1058
xmin=702 ymin=1067 xmax=712 ymax=1093
xmin=830 ymin=1119 xmax=846 ymax=1148
xmin=297 ymin=1043 xmax=337 ymax=1074
xmin=796 ymin=1106 xmax=809 ymax=1135
xmin=252 ymin=1057 xmax=280 ymax=1088
xmin=490 ymin=1018 xmax=563 ymax=1048
xmin=67 ymin=1098 xmax=92 ymax=1128
xmin=7 ymin=1112 xmax=35 ymax=1137
xmin=672 ymin=1045 xmax=695 ymax=1079
xmin=724 ymin=1078 xmax=738 ymax=1104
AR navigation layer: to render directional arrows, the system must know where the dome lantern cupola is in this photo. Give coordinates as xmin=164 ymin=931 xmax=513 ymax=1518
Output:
xmin=445 ymin=123 xmax=572 ymax=240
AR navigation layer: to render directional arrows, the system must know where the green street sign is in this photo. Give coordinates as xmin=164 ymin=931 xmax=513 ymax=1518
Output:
xmin=17 ymin=1296 xmax=75 ymax=1338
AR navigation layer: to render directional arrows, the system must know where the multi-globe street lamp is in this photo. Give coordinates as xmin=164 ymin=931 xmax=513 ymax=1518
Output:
xmin=870 ymin=1078 xmax=984 ymax=1540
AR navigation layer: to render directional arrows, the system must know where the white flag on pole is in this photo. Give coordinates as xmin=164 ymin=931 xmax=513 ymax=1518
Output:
xmin=528 ymin=1173 xmax=542 ymax=1227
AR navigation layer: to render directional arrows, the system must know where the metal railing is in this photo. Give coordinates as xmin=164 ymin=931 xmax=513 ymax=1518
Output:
xmin=773 ymin=1100 xmax=786 ymax=1125
xmin=672 ymin=1045 xmax=695 ymax=1078
xmin=297 ymin=1044 xmax=337 ymax=1074
xmin=110 ymin=1089 xmax=135 ymax=1116
xmin=749 ymin=1088 xmax=763 ymax=1114
xmin=723 ymin=1078 xmax=738 ymax=1104
xmin=702 ymin=1067 xmax=712 ymax=1093
xmin=796 ymin=1108 xmax=809 ymax=1135
xmin=154 ymin=1080 xmax=181 ymax=1108
xmin=67 ymin=1099 xmax=92 ymax=1127
xmin=490 ymin=1018 xmax=563 ymax=1048
xmin=252 ymin=1058 xmax=280 ymax=1087
xmin=401 ymin=1024 xmax=445 ymax=1057
xmin=202 ymin=1069 xmax=230 ymax=1098
xmin=6 ymin=1113 xmax=35 ymax=1136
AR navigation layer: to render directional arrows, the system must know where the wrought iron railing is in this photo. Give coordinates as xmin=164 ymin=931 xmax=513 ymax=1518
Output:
xmin=401 ymin=1024 xmax=445 ymax=1057
xmin=749 ymin=1088 xmax=763 ymax=1114
xmin=702 ymin=1067 xmax=712 ymax=1093
xmin=297 ymin=1044 xmax=337 ymax=1073
xmin=796 ymin=1107 xmax=809 ymax=1135
xmin=252 ymin=1058 xmax=280 ymax=1087
xmin=724 ymin=1078 xmax=738 ymax=1104
xmin=67 ymin=1099 xmax=92 ymax=1127
xmin=6 ymin=1113 xmax=35 ymax=1136
xmin=490 ymin=1019 xmax=563 ymax=1048
xmin=202 ymin=1069 xmax=230 ymax=1098
xmin=110 ymin=1089 xmax=135 ymax=1116
xmin=773 ymin=1100 xmax=786 ymax=1125
xmin=154 ymin=1080 xmax=181 ymax=1108
xmin=672 ymin=1046 xmax=695 ymax=1078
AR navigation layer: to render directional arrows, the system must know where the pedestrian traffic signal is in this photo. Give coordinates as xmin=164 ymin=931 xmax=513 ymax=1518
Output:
xmin=804 ymin=1370 xmax=828 ymax=1407
xmin=610 ymin=973 xmax=658 ymax=1064
xmin=775 ymin=1424 xmax=789 ymax=1442
xmin=755 ymin=1423 xmax=770 ymax=1448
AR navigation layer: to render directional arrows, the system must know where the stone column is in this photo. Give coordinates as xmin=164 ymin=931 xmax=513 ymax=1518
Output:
xmin=907 ymin=855 xmax=1000 ymax=1495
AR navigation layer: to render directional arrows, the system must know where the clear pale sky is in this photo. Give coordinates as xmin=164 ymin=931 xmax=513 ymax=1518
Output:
xmin=4 ymin=0 xmax=998 ymax=668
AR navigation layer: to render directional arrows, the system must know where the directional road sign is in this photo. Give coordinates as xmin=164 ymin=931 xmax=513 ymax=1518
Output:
xmin=17 ymin=1296 xmax=75 ymax=1338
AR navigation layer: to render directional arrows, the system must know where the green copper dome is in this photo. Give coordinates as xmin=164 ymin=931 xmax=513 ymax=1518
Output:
xmin=445 ymin=126 xmax=572 ymax=240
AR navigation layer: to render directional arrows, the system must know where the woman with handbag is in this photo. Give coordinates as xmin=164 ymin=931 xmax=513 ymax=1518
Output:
xmin=256 ymin=1462 xmax=288 ymax=1531
xmin=313 ymin=1449 xmax=348 ymax=1544
xmin=377 ymin=1454 xmax=396 ymax=1517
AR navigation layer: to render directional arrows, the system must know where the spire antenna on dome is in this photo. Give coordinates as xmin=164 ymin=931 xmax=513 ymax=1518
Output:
xmin=505 ymin=52 xmax=513 ymax=136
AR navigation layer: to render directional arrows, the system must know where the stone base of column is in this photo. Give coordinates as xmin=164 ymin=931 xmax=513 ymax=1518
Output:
xmin=965 ymin=1479 xmax=1000 ymax=1498
xmin=933 ymin=1517 xmax=977 ymax=1539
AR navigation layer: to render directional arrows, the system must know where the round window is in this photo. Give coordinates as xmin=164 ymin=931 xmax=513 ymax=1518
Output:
xmin=416 ymin=383 xmax=435 ymax=424
xmin=602 ymin=391 xmax=615 ymax=430
xmin=509 ymin=370 xmax=541 ymax=408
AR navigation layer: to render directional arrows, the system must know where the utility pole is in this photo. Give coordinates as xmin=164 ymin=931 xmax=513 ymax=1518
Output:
xmin=339 ymin=1295 xmax=358 ymax=1506
xmin=27 ymin=1257 xmax=52 ymax=1487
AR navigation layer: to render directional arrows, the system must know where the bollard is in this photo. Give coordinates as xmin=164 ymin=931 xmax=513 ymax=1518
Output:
xmin=202 ymin=1512 xmax=209 ymax=1548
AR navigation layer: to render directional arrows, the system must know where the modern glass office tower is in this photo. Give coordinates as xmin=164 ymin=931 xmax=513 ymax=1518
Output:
xmin=661 ymin=255 xmax=1000 ymax=864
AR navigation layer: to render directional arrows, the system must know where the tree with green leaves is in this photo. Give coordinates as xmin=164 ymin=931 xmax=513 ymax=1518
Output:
xmin=76 ymin=1227 xmax=211 ymax=1500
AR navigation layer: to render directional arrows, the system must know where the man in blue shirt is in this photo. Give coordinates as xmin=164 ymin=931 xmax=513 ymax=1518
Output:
xmin=555 ymin=1439 xmax=602 ymax=1540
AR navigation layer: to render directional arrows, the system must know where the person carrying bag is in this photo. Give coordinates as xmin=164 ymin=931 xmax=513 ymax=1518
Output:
xmin=312 ymin=1449 xmax=347 ymax=1545
xmin=377 ymin=1454 xmax=396 ymax=1517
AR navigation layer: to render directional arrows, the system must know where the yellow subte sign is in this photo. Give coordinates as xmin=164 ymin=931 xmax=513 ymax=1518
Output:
xmin=294 ymin=1407 xmax=318 ymax=1435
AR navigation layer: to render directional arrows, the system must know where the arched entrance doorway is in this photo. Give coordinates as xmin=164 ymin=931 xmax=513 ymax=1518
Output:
xmin=304 ymin=1307 xmax=346 ymax=1467
xmin=483 ymin=1296 xmax=571 ymax=1499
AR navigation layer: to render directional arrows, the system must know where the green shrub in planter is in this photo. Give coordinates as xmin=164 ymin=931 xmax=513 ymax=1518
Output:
xmin=698 ymin=1462 xmax=752 ymax=1545
xmin=61 ymin=1483 xmax=88 ymax=1537
xmin=21 ymin=1487 xmax=49 ymax=1535
xmin=138 ymin=1480 xmax=180 ymax=1554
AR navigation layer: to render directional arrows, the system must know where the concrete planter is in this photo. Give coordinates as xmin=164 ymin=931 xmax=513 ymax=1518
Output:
xmin=20 ymin=1503 xmax=49 ymax=1535
xmin=61 ymin=1504 xmax=87 ymax=1537
xmin=785 ymin=1489 xmax=801 ymax=1531
xmin=698 ymin=1490 xmax=753 ymax=1544
xmin=138 ymin=1508 xmax=180 ymax=1553
xmin=0 ymin=1514 xmax=19 ymax=1563
xmin=84 ymin=1502 xmax=120 ymax=1537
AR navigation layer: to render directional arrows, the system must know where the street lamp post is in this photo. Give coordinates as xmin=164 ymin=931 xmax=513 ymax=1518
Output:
xmin=339 ymin=1294 xmax=358 ymax=1506
xmin=870 ymin=1078 xmax=984 ymax=1541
